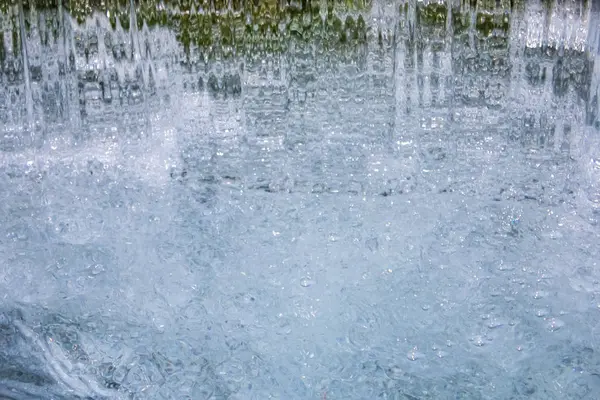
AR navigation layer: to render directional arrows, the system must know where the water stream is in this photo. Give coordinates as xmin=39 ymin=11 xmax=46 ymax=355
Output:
xmin=1 ymin=0 xmax=600 ymax=398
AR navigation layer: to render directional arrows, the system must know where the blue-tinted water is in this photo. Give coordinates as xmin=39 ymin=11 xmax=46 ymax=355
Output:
xmin=1 ymin=0 xmax=600 ymax=398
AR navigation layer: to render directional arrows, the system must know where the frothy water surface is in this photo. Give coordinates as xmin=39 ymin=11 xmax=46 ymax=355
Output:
xmin=1 ymin=0 xmax=600 ymax=398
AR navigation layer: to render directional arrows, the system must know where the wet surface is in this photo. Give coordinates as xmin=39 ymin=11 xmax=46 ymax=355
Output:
xmin=1 ymin=0 xmax=600 ymax=398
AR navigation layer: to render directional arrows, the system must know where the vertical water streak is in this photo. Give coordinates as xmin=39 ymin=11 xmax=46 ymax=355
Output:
xmin=129 ymin=0 xmax=149 ymax=124
xmin=587 ymin=5 xmax=600 ymax=128
xmin=0 ymin=9 xmax=14 ymax=150
xmin=129 ymin=0 xmax=142 ymax=74
xmin=507 ymin=1 xmax=525 ymax=150
xmin=386 ymin=0 xmax=418 ymax=194
xmin=57 ymin=0 xmax=67 ymax=123
xmin=398 ymin=0 xmax=420 ymax=185
xmin=581 ymin=5 xmax=600 ymax=206
xmin=17 ymin=0 xmax=34 ymax=140
xmin=393 ymin=0 xmax=411 ymax=145
xmin=57 ymin=0 xmax=80 ymax=140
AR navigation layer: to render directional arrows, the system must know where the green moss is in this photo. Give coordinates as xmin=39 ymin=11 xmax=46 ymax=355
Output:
xmin=475 ymin=11 xmax=510 ymax=38
xmin=220 ymin=19 xmax=232 ymax=46
xmin=118 ymin=11 xmax=130 ymax=29
xmin=345 ymin=15 xmax=355 ymax=31
xmin=452 ymin=10 xmax=469 ymax=36
xmin=331 ymin=14 xmax=342 ymax=32
xmin=356 ymin=14 xmax=366 ymax=41
xmin=475 ymin=12 xmax=493 ymax=37
xmin=12 ymin=19 xmax=19 ymax=52
xmin=418 ymin=2 xmax=447 ymax=27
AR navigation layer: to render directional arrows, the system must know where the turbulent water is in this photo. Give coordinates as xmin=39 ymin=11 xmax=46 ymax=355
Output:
xmin=1 ymin=0 xmax=600 ymax=398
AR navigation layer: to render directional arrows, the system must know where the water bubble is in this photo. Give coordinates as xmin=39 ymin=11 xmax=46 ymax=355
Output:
xmin=406 ymin=347 xmax=422 ymax=361
xmin=431 ymin=346 xmax=447 ymax=358
xmin=497 ymin=261 xmax=515 ymax=271
xmin=86 ymin=264 xmax=105 ymax=276
xmin=471 ymin=335 xmax=486 ymax=347
xmin=535 ymin=308 xmax=549 ymax=317
xmin=421 ymin=304 xmax=430 ymax=311
xmin=533 ymin=290 xmax=548 ymax=299
xmin=487 ymin=318 xmax=505 ymax=329
xmin=300 ymin=277 xmax=315 ymax=287
xmin=546 ymin=318 xmax=565 ymax=331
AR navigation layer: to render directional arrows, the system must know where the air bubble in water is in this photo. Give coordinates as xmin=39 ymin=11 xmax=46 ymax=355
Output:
xmin=535 ymin=308 xmax=549 ymax=317
xmin=487 ymin=318 xmax=505 ymax=329
xmin=471 ymin=335 xmax=486 ymax=347
xmin=546 ymin=318 xmax=565 ymax=331
xmin=406 ymin=347 xmax=422 ymax=361
xmin=300 ymin=277 xmax=315 ymax=287
xmin=533 ymin=290 xmax=548 ymax=299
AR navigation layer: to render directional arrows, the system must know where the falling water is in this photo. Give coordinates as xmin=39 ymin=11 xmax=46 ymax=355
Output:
xmin=1 ymin=0 xmax=600 ymax=399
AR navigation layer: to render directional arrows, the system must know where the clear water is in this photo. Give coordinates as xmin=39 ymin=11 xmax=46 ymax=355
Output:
xmin=1 ymin=0 xmax=600 ymax=399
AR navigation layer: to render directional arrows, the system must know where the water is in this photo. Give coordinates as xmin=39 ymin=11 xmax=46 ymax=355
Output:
xmin=1 ymin=0 xmax=600 ymax=398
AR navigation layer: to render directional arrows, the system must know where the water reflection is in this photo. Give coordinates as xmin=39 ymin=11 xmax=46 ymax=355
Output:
xmin=0 ymin=2 xmax=595 ymax=125
xmin=1 ymin=1 xmax=598 ymax=199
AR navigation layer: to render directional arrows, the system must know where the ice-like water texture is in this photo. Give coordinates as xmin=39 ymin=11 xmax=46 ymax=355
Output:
xmin=1 ymin=0 xmax=600 ymax=399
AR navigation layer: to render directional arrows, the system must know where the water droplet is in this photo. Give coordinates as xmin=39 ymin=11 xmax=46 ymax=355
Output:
xmin=300 ymin=278 xmax=315 ymax=287
xmin=497 ymin=261 xmax=515 ymax=271
xmin=87 ymin=264 xmax=105 ymax=276
xmin=487 ymin=318 xmax=505 ymax=329
xmin=546 ymin=318 xmax=565 ymax=331
xmin=421 ymin=304 xmax=430 ymax=311
xmin=406 ymin=347 xmax=422 ymax=361
xmin=471 ymin=335 xmax=486 ymax=347
xmin=533 ymin=290 xmax=547 ymax=299
xmin=535 ymin=308 xmax=549 ymax=317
